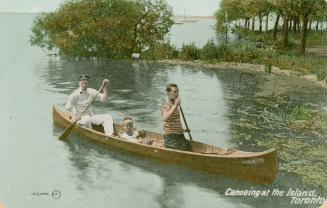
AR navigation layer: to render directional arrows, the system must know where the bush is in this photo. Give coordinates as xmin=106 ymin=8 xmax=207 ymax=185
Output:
xmin=200 ymin=40 xmax=220 ymax=60
xmin=314 ymin=67 xmax=327 ymax=81
xmin=198 ymin=41 xmax=267 ymax=63
xmin=219 ymin=45 xmax=234 ymax=61
xmin=274 ymin=37 xmax=297 ymax=50
xmin=178 ymin=43 xmax=200 ymax=60
xmin=218 ymin=44 xmax=266 ymax=63
xmin=143 ymin=42 xmax=178 ymax=60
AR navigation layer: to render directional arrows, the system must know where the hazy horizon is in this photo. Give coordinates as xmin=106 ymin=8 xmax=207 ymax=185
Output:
xmin=0 ymin=0 xmax=220 ymax=16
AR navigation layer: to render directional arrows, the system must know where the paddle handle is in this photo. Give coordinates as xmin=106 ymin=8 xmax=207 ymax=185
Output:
xmin=179 ymin=105 xmax=193 ymax=140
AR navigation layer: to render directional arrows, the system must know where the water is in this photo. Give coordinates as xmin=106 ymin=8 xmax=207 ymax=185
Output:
xmin=169 ymin=18 xmax=238 ymax=48
xmin=0 ymin=13 xmax=326 ymax=208
xmin=169 ymin=19 xmax=217 ymax=48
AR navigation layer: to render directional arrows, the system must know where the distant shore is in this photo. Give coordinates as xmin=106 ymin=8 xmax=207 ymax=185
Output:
xmin=172 ymin=15 xmax=215 ymax=23
xmin=172 ymin=15 xmax=216 ymax=20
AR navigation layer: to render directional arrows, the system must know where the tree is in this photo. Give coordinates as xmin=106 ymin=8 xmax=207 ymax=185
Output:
xmin=215 ymin=0 xmax=327 ymax=53
xmin=269 ymin=0 xmax=297 ymax=48
xmin=215 ymin=0 xmax=249 ymax=31
xmin=30 ymin=0 xmax=173 ymax=58
xmin=292 ymin=0 xmax=327 ymax=55
xmin=268 ymin=0 xmax=283 ymax=41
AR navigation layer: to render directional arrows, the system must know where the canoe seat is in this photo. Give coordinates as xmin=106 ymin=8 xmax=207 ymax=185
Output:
xmin=91 ymin=124 xmax=105 ymax=133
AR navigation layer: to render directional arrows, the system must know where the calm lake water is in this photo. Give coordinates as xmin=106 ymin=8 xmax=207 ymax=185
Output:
xmin=0 ymin=13 xmax=326 ymax=208
xmin=169 ymin=18 xmax=238 ymax=48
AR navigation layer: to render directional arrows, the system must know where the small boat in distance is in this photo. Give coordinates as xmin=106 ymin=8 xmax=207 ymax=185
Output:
xmin=53 ymin=105 xmax=278 ymax=184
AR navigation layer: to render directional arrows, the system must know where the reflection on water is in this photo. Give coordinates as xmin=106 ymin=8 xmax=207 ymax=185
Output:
xmin=169 ymin=19 xmax=238 ymax=48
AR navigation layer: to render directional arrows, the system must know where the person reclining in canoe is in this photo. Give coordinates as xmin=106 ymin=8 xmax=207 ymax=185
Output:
xmin=119 ymin=117 xmax=140 ymax=142
xmin=65 ymin=74 xmax=114 ymax=136
xmin=119 ymin=117 xmax=153 ymax=145
xmin=161 ymin=83 xmax=191 ymax=151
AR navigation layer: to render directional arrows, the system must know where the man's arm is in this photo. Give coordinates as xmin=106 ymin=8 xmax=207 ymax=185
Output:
xmin=102 ymin=79 xmax=109 ymax=102
xmin=65 ymin=93 xmax=80 ymax=121
xmin=98 ymin=79 xmax=109 ymax=102
xmin=162 ymin=104 xmax=178 ymax=121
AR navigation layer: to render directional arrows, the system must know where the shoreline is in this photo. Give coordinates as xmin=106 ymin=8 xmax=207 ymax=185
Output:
xmin=155 ymin=59 xmax=327 ymax=95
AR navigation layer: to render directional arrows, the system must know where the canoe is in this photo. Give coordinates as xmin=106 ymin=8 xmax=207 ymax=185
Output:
xmin=53 ymin=105 xmax=278 ymax=184
xmin=321 ymin=200 xmax=327 ymax=208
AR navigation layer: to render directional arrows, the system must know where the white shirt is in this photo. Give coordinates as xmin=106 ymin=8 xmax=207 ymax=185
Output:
xmin=121 ymin=131 xmax=139 ymax=143
xmin=65 ymin=87 xmax=105 ymax=116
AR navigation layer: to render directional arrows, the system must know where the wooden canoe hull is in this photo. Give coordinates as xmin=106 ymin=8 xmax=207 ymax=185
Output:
xmin=53 ymin=105 xmax=278 ymax=184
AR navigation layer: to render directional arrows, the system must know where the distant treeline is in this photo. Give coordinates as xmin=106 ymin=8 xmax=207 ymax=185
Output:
xmin=216 ymin=0 xmax=327 ymax=55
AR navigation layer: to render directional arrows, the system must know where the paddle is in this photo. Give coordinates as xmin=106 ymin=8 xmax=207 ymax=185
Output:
xmin=58 ymin=83 xmax=105 ymax=141
xmin=179 ymin=105 xmax=193 ymax=141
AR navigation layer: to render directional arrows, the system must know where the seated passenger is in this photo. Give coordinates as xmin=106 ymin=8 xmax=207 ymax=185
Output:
xmin=119 ymin=117 xmax=140 ymax=143
xmin=119 ymin=117 xmax=153 ymax=145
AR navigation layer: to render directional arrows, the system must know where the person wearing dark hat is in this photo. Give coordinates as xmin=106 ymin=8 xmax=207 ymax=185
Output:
xmin=65 ymin=74 xmax=114 ymax=136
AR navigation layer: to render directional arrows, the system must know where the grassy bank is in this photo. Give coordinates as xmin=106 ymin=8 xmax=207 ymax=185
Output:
xmin=150 ymin=29 xmax=327 ymax=81
xmin=231 ymin=29 xmax=327 ymax=79
xmin=235 ymin=28 xmax=327 ymax=48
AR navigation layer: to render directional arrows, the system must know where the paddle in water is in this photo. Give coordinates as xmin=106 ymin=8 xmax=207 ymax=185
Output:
xmin=58 ymin=83 xmax=105 ymax=141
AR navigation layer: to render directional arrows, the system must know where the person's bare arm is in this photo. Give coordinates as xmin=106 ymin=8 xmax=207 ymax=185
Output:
xmin=102 ymin=79 xmax=109 ymax=102
xmin=162 ymin=98 xmax=181 ymax=121
xmin=162 ymin=104 xmax=177 ymax=121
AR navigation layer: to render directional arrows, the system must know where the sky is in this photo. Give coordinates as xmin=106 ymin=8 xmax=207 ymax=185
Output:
xmin=0 ymin=0 xmax=220 ymax=16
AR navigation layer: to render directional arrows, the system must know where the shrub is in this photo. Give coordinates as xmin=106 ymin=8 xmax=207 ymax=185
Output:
xmin=143 ymin=43 xmax=178 ymax=60
xmin=200 ymin=40 xmax=220 ymax=60
xmin=178 ymin=43 xmax=200 ymax=60
xmin=314 ymin=67 xmax=327 ymax=81
xmin=223 ymin=44 xmax=265 ymax=63
xmin=219 ymin=45 xmax=234 ymax=61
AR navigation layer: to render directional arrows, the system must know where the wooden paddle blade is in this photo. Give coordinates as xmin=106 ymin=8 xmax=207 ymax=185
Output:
xmin=58 ymin=121 xmax=77 ymax=140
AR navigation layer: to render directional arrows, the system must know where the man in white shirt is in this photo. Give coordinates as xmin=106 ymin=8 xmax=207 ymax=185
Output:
xmin=65 ymin=74 xmax=114 ymax=136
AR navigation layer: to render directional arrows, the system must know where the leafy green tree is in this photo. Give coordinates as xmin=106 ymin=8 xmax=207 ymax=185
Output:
xmin=269 ymin=0 xmax=294 ymax=48
xmin=30 ymin=0 xmax=173 ymax=59
xmin=216 ymin=0 xmax=327 ymax=55
xmin=291 ymin=0 xmax=327 ymax=54
xmin=216 ymin=0 xmax=252 ymax=31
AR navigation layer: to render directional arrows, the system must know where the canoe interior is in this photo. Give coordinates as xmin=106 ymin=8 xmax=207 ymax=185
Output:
xmin=53 ymin=105 xmax=278 ymax=184
xmin=93 ymin=121 xmax=240 ymax=155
